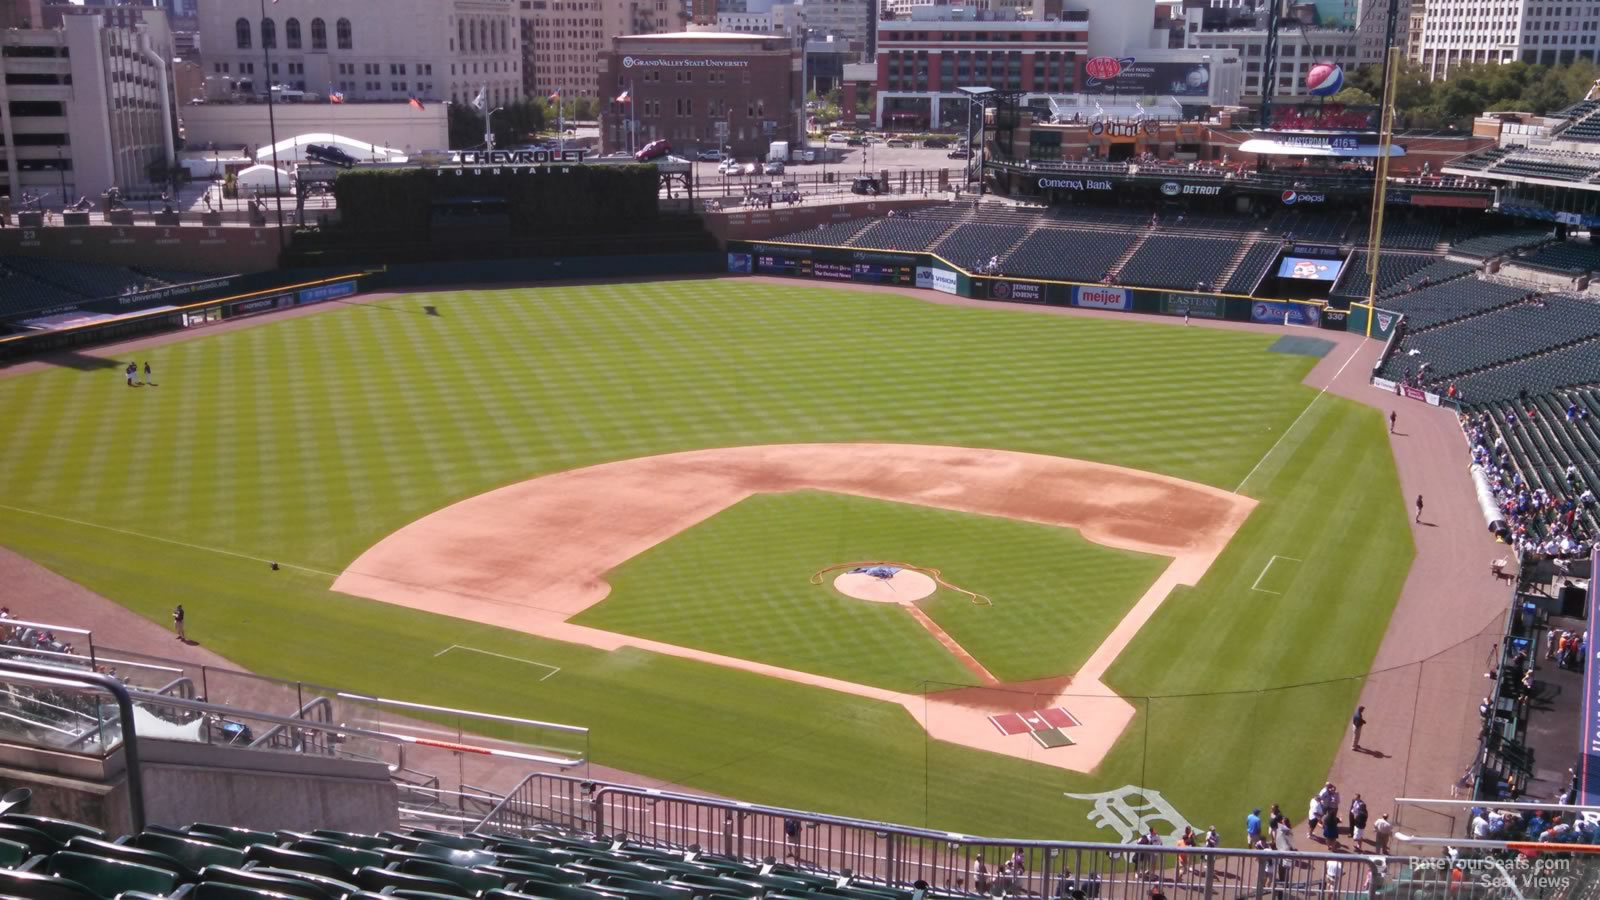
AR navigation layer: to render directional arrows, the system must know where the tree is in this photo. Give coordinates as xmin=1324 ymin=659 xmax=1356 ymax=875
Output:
xmin=1330 ymin=86 xmax=1378 ymax=106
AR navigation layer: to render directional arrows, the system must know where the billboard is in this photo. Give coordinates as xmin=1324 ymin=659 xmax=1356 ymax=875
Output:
xmin=727 ymin=252 xmax=753 ymax=274
xmin=1160 ymin=294 xmax=1223 ymax=319
xmin=1251 ymin=300 xmax=1322 ymax=327
xmin=1073 ymin=286 xmax=1130 ymax=311
xmin=297 ymin=280 xmax=358 ymax=306
xmin=1277 ymin=257 xmax=1345 ymax=281
xmin=1082 ymin=60 xmax=1212 ymax=98
xmin=931 ymin=267 xmax=959 ymax=295
xmin=990 ymin=280 xmax=1043 ymax=303
xmin=915 ymin=267 xmax=934 ymax=289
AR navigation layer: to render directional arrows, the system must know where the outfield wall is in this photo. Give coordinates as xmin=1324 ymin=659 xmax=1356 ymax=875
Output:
xmin=727 ymin=240 xmax=1352 ymax=332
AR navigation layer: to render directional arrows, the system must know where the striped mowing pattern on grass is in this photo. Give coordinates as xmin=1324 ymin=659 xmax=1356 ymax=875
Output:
xmin=0 ymin=279 xmax=1411 ymax=842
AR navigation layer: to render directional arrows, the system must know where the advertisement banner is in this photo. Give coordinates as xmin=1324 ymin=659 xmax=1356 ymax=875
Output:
xmin=1037 ymin=176 xmax=1115 ymax=192
xmin=1400 ymin=385 xmax=1427 ymax=402
xmin=1251 ymin=300 xmax=1322 ymax=327
xmin=932 ymin=268 xmax=959 ymax=295
xmin=1083 ymin=60 xmax=1212 ymax=97
xmin=1160 ymin=294 xmax=1223 ymax=319
xmin=915 ymin=267 xmax=934 ymax=289
xmin=1371 ymin=377 xmax=1397 ymax=392
xmin=229 ymin=293 xmax=294 ymax=317
xmin=1580 ymin=549 xmax=1600 ymax=805
xmin=1411 ymin=194 xmax=1492 ymax=210
xmin=727 ymin=252 xmax=753 ymax=274
xmin=298 ymin=280 xmax=358 ymax=306
xmin=1073 ymin=286 xmax=1131 ymax=311
xmin=990 ymin=280 xmax=1043 ymax=303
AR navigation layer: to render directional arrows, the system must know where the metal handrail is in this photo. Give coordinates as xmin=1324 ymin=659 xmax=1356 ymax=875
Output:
xmin=0 ymin=659 xmax=144 ymax=831
xmin=335 ymin=692 xmax=590 ymax=734
xmin=249 ymin=695 xmax=333 ymax=751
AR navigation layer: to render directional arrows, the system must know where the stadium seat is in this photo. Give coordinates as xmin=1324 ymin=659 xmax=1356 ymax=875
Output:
xmin=1116 ymin=235 xmax=1238 ymax=290
xmin=0 ymin=868 xmax=101 ymax=900
xmin=0 ymin=836 xmax=31 ymax=869
xmin=62 ymin=836 xmax=198 ymax=881
xmin=191 ymin=882 xmax=315 ymax=900
xmin=186 ymin=824 xmax=276 ymax=849
xmin=0 ymin=823 xmax=63 ymax=857
xmin=2 ymin=817 xmax=103 ymax=845
xmin=43 ymin=851 xmax=181 ymax=898
xmin=200 ymin=865 xmax=340 ymax=900
xmin=309 ymin=831 xmax=388 ymax=851
xmin=487 ymin=885 xmax=608 ymax=900
xmin=126 ymin=833 xmax=246 ymax=871
xmin=282 ymin=839 xmax=385 ymax=872
xmin=772 ymin=220 xmax=874 ymax=247
xmin=397 ymin=857 xmax=505 ymax=893
xmin=245 ymin=845 xmax=358 ymax=880
xmin=354 ymin=864 xmax=471 ymax=897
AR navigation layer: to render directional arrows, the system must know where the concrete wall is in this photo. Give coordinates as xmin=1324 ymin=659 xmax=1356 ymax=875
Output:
xmin=0 ymin=739 xmax=397 ymax=835
xmin=181 ymin=102 xmax=448 ymax=156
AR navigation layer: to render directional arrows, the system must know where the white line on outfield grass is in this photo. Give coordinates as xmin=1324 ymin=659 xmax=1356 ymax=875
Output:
xmin=1233 ymin=340 xmax=1366 ymax=494
xmin=434 ymin=644 xmax=560 ymax=681
xmin=1250 ymin=554 xmax=1303 ymax=595
xmin=0 ymin=501 xmax=339 ymax=578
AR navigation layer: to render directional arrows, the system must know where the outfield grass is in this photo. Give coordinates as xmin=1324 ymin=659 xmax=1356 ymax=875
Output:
xmin=575 ymin=491 xmax=1170 ymax=691
xmin=0 ymin=279 xmax=1412 ymax=839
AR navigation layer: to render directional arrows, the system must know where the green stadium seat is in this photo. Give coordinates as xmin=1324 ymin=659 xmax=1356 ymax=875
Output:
xmin=564 ymin=862 xmax=666 ymax=883
xmin=199 ymin=865 xmax=339 ymax=900
xmin=599 ymin=876 xmax=693 ymax=898
xmin=389 ymin=891 xmax=469 ymax=900
xmin=283 ymin=840 xmax=385 ymax=872
xmin=246 ymin=866 xmax=361 ymax=899
xmin=245 ymin=846 xmax=357 ymax=880
xmin=187 ymin=824 xmax=277 ymax=849
xmin=128 ymin=833 xmax=247 ymax=870
xmin=1 ymin=817 xmax=104 ymax=846
xmin=487 ymin=884 xmax=612 ymax=900
xmin=0 ymin=867 xmax=101 ymax=900
xmin=489 ymin=847 xmax=578 ymax=867
xmin=353 ymin=865 xmax=470 ymax=897
xmin=403 ymin=831 xmax=487 ymax=852
xmin=396 ymin=858 xmax=505 ymax=893
xmin=62 ymin=836 xmax=198 ymax=880
xmin=407 ymin=844 xmax=499 ymax=868
xmin=309 ymin=832 xmax=387 ymax=852
xmin=377 ymin=848 xmax=459 ymax=868
xmin=0 ymin=823 xmax=64 ymax=856
xmin=43 ymin=852 xmax=182 ymax=899
xmin=192 ymin=882 xmax=313 ymax=900
xmin=494 ymin=862 xmax=584 ymax=885
xmin=668 ymin=875 xmax=762 ymax=897
xmin=0 ymin=836 xmax=35 ymax=869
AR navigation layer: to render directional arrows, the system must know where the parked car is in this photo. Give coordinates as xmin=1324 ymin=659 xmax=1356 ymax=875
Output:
xmin=845 ymin=136 xmax=864 ymax=146
xmin=304 ymin=143 xmax=357 ymax=167
xmin=696 ymin=148 xmax=724 ymax=161
xmin=947 ymin=147 xmax=972 ymax=159
xmin=634 ymin=139 xmax=671 ymax=162
xmin=763 ymin=160 xmax=785 ymax=175
xmin=718 ymin=159 xmax=743 ymax=175
xmin=850 ymin=176 xmax=884 ymax=195
xmin=826 ymin=132 xmax=850 ymax=144
xmin=922 ymin=137 xmax=952 ymax=148
xmin=885 ymin=138 xmax=911 ymax=148
xmin=742 ymin=162 xmax=759 ymax=176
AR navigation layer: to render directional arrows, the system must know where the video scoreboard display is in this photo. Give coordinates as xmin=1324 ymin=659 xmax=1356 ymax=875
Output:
xmin=755 ymin=253 xmax=914 ymax=285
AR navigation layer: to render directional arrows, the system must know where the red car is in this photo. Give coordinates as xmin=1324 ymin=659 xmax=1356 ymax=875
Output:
xmin=634 ymin=139 xmax=671 ymax=162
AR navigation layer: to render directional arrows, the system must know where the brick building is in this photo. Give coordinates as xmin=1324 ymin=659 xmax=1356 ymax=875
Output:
xmin=599 ymin=31 xmax=801 ymax=158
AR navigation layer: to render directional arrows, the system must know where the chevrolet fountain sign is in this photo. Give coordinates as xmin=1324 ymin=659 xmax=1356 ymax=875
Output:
xmin=447 ymin=149 xmax=590 ymax=165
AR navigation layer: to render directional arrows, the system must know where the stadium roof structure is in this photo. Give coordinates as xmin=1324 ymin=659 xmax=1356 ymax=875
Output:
xmin=1238 ymin=137 xmax=1406 ymax=158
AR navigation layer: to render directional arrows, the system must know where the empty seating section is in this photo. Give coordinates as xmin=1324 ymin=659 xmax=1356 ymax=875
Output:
xmin=0 ymin=268 xmax=78 ymax=318
xmin=1514 ymin=242 xmax=1600 ymax=274
xmin=1116 ymin=235 xmax=1237 ymax=290
xmin=1347 ymin=220 xmax=1443 ymax=252
xmin=1334 ymin=252 xmax=1438 ymax=299
xmin=1221 ymin=243 xmax=1279 ymax=294
xmin=1045 ymin=207 xmax=1150 ymax=229
xmin=1000 ymin=228 xmax=1137 ymax=282
xmin=0 ymin=814 xmax=952 ymax=900
xmin=1379 ymin=260 xmax=1476 ymax=299
xmin=1452 ymin=230 xmax=1551 ymax=260
xmin=932 ymin=224 xmax=1028 ymax=269
xmin=0 ymin=258 xmax=209 ymax=319
xmin=1384 ymin=293 xmax=1600 ymax=384
xmin=773 ymin=219 xmax=874 ymax=246
xmin=1457 ymin=340 xmax=1600 ymax=403
xmin=848 ymin=219 xmax=951 ymax=251
xmin=1448 ymin=146 xmax=1515 ymax=171
xmin=1266 ymin=209 xmax=1347 ymax=244
xmin=1486 ymin=149 xmax=1600 ymax=183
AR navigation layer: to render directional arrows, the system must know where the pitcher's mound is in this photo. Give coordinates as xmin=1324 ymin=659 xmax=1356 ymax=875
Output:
xmin=834 ymin=568 xmax=937 ymax=603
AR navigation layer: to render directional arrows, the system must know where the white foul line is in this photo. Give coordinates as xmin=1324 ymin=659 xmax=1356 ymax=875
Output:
xmin=1234 ymin=339 xmax=1367 ymax=494
xmin=0 ymin=501 xmax=338 ymax=577
xmin=434 ymin=644 xmax=561 ymax=681
xmin=1250 ymin=555 xmax=1303 ymax=595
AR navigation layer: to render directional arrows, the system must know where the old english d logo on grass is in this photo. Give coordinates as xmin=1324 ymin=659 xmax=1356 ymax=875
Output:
xmin=1064 ymin=786 xmax=1195 ymax=842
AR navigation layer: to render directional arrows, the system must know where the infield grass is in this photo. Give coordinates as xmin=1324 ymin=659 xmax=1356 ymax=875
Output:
xmin=0 ymin=278 xmax=1413 ymax=839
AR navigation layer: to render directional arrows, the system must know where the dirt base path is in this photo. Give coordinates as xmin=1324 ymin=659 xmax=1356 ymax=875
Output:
xmin=335 ymin=443 xmax=1255 ymax=773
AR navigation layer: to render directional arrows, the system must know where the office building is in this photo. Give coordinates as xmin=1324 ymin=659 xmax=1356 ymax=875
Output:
xmin=1415 ymin=0 xmax=1600 ymax=78
xmin=0 ymin=12 xmax=176 ymax=203
xmin=519 ymin=0 xmax=686 ymax=103
xmin=197 ymin=0 xmax=521 ymax=106
xmin=599 ymin=31 xmax=801 ymax=156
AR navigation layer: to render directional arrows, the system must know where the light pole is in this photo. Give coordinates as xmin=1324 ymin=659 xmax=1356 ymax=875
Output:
xmin=260 ymin=0 xmax=284 ymax=246
xmin=485 ymin=106 xmax=504 ymax=149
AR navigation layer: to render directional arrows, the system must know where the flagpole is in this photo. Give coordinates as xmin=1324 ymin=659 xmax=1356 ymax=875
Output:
xmin=630 ymin=77 xmax=637 ymax=154
xmin=558 ymin=91 xmax=564 ymax=152
xmin=482 ymin=82 xmax=491 ymax=149
xmin=261 ymin=0 xmax=284 ymax=245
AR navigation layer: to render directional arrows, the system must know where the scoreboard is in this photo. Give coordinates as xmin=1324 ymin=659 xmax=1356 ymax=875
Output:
xmin=757 ymin=254 xmax=911 ymax=285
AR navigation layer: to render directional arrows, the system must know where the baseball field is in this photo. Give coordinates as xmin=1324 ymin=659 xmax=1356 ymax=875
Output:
xmin=0 ymin=277 xmax=1413 ymax=840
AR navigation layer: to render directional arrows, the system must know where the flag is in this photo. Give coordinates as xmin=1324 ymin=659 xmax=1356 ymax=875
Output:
xmin=472 ymin=88 xmax=486 ymax=111
xmin=547 ymin=89 xmax=561 ymax=103
xmin=329 ymin=91 xmax=344 ymax=104
xmin=408 ymin=97 xmax=425 ymax=111
xmin=615 ymin=91 xmax=630 ymax=104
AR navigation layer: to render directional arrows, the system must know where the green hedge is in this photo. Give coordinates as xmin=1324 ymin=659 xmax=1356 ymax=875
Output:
xmin=332 ymin=165 xmax=660 ymax=239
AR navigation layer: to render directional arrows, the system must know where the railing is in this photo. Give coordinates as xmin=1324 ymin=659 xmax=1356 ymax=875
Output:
xmin=0 ymin=659 xmax=144 ymax=831
xmin=477 ymin=774 xmax=1390 ymax=898
xmin=250 ymin=695 xmax=334 ymax=755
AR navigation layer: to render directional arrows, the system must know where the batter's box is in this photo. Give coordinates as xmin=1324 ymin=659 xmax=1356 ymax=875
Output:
xmin=1031 ymin=728 xmax=1075 ymax=749
xmin=989 ymin=707 xmax=1081 ymax=736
